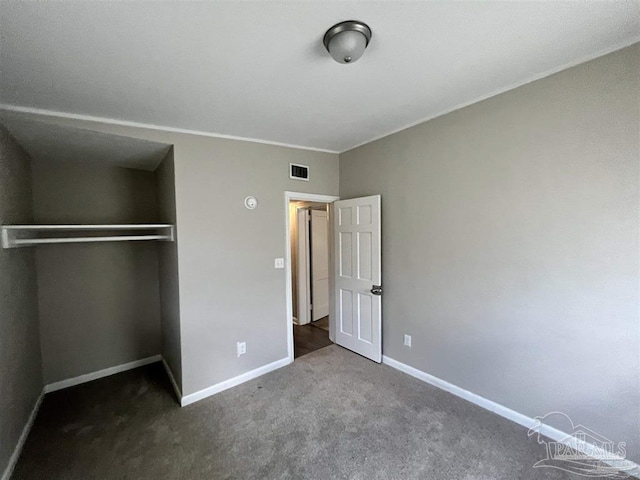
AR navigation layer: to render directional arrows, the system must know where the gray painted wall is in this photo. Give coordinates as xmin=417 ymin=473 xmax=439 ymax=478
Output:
xmin=171 ymin=138 xmax=338 ymax=395
xmin=31 ymin=159 xmax=162 ymax=384
xmin=6 ymin=114 xmax=340 ymax=397
xmin=340 ymin=44 xmax=640 ymax=460
xmin=0 ymin=125 xmax=43 ymax=475
xmin=156 ymin=148 xmax=182 ymax=391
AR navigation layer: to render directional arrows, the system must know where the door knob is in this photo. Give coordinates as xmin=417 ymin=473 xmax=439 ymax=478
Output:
xmin=371 ymin=285 xmax=383 ymax=296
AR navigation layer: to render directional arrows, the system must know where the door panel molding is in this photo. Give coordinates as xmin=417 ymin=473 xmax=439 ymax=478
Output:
xmin=333 ymin=195 xmax=382 ymax=363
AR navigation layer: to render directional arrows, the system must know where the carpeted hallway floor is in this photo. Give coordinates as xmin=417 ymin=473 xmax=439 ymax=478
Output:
xmin=12 ymin=345 xmax=624 ymax=479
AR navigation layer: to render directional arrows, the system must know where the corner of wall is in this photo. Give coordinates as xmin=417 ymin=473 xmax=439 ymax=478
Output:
xmin=0 ymin=123 xmax=44 ymax=480
xmin=155 ymin=146 xmax=183 ymax=394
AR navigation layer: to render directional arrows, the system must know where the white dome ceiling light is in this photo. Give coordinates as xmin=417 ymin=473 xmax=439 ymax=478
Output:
xmin=323 ymin=20 xmax=372 ymax=65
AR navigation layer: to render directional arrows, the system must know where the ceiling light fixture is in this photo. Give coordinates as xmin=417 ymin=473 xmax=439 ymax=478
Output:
xmin=323 ymin=20 xmax=372 ymax=64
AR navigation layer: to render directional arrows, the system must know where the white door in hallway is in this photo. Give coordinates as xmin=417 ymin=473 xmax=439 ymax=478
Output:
xmin=311 ymin=209 xmax=329 ymax=321
xmin=333 ymin=195 xmax=382 ymax=363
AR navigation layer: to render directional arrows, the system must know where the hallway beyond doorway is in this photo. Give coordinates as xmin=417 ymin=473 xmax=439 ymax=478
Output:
xmin=294 ymin=317 xmax=331 ymax=358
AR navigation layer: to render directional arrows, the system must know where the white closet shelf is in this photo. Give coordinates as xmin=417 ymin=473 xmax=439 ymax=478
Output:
xmin=1 ymin=224 xmax=175 ymax=249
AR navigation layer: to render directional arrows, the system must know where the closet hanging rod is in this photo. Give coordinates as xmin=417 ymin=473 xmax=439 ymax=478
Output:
xmin=2 ymin=224 xmax=173 ymax=230
xmin=11 ymin=235 xmax=172 ymax=246
xmin=1 ymin=224 xmax=175 ymax=249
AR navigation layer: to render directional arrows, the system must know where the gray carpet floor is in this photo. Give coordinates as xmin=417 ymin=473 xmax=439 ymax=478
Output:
xmin=12 ymin=345 xmax=626 ymax=479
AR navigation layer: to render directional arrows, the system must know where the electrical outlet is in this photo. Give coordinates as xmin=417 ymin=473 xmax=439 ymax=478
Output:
xmin=404 ymin=334 xmax=412 ymax=347
xmin=274 ymin=258 xmax=285 ymax=269
xmin=237 ymin=341 xmax=247 ymax=357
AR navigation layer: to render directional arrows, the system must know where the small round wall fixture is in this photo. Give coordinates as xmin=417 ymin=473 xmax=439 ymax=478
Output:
xmin=323 ymin=20 xmax=372 ymax=64
xmin=244 ymin=196 xmax=258 ymax=209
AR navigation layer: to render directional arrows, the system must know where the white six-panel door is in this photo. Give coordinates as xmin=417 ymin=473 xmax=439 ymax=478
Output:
xmin=333 ymin=195 xmax=381 ymax=363
xmin=311 ymin=209 xmax=330 ymax=321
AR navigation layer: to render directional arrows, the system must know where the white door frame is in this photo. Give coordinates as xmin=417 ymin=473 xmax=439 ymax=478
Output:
xmin=285 ymin=191 xmax=339 ymax=363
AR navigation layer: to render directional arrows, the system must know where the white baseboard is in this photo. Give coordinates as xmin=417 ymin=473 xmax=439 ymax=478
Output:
xmin=1 ymin=354 xmax=291 ymax=479
xmin=181 ymin=357 xmax=291 ymax=407
xmin=1 ymin=391 xmax=44 ymax=480
xmin=44 ymin=355 xmax=161 ymax=393
xmin=382 ymin=355 xmax=640 ymax=479
xmin=161 ymin=357 xmax=182 ymax=403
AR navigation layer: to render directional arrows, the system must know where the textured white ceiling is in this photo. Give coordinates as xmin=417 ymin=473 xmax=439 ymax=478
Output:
xmin=0 ymin=1 xmax=638 ymax=153
xmin=0 ymin=113 xmax=171 ymax=171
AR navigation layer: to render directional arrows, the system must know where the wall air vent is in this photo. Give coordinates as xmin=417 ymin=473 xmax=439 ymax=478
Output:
xmin=290 ymin=163 xmax=309 ymax=181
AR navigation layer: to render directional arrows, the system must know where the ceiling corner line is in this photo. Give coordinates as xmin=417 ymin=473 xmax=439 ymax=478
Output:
xmin=338 ymin=35 xmax=640 ymax=154
xmin=0 ymin=104 xmax=340 ymax=156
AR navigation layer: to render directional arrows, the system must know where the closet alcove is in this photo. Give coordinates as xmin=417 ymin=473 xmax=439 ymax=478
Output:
xmin=0 ymin=116 xmax=180 ymax=392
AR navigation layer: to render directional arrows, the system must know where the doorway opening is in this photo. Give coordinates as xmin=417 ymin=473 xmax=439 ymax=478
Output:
xmin=290 ymin=200 xmax=331 ymax=358
xmin=285 ymin=192 xmax=383 ymax=364
xmin=285 ymin=192 xmax=339 ymax=361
